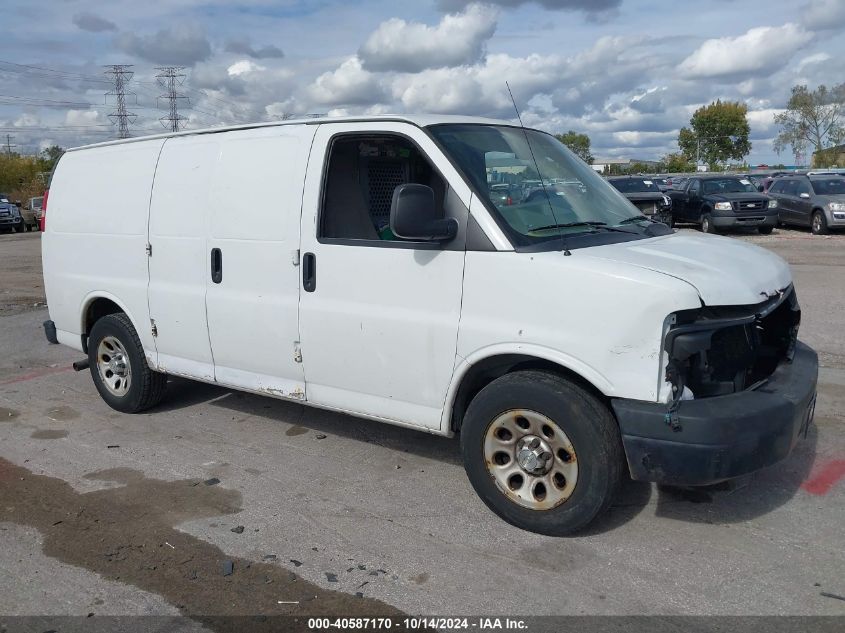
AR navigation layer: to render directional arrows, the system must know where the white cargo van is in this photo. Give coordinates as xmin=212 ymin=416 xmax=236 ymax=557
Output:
xmin=42 ymin=116 xmax=818 ymax=534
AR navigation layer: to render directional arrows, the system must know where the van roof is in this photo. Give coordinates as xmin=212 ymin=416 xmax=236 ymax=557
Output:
xmin=66 ymin=114 xmax=515 ymax=152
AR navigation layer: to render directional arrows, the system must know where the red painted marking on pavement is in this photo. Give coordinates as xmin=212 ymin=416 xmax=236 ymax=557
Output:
xmin=802 ymin=460 xmax=845 ymax=496
xmin=0 ymin=365 xmax=74 ymax=386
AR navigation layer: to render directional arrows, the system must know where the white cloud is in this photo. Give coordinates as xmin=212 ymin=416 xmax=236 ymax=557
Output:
xmin=797 ymin=52 xmax=831 ymax=70
xmin=678 ymin=23 xmax=814 ymax=79
xmin=14 ymin=113 xmax=39 ymax=127
xmin=65 ymin=110 xmax=102 ymax=126
xmin=306 ymin=57 xmax=387 ymax=106
xmin=359 ymin=3 xmax=498 ymax=72
xmin=746 ymin=108 xmax=783 ymax=136
xmin=227 ymin=60 xmax=266 ymax=76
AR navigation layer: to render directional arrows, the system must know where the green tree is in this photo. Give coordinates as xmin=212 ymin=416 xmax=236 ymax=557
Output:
xmin=678 ymin=100 xmax=751 ymax=167
xmin=39 ymin=145 xmax=65 ymax=171
xmin=554 ymin=130 xmax=593 ymax=164
xmin=624 ymin=161 xmax=654 ymax=174
xmin=660 ymin=152 xmax=695 ymax=173
xmin=0 ymin=154 xmax=46 ymax=202
xmin=773 ymin=84 xmax=845 ymax=166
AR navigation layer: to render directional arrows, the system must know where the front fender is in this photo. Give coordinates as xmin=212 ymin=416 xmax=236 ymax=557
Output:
xmin=439 ymin=343 xmax=615 ymax=434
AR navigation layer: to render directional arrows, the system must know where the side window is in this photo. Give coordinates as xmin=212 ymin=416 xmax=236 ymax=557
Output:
xmin=795 ymin=180 xmax=811 ymax=196
xmin=768 ymin=180 xmax=784 ymax=194
xmin=320 ymin=135 xmax=448 ymax=242
xmin=781 ymin=180 xmax=798 ymax=197
xmin=688 ymin=180 xmax=700 ymax=195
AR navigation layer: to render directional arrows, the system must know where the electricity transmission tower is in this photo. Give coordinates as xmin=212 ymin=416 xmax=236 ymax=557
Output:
xmin=155 ymin=66 xmax=189 ymax=132
xmin=104 ymin=65 xmax=137 ymax=139
xmin=4 ymin=134 xmax=16 ymax=156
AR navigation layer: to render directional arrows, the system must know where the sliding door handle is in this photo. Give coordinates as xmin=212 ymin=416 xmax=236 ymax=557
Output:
xmin=302 ymin=252 xmax=316 ymax=292
xmin=211 ymin=248 xmax=223 ymax=284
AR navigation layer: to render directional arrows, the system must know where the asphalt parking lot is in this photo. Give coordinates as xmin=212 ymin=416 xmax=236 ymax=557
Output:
xmin=1 ymin=229 xmax=844 ymax=627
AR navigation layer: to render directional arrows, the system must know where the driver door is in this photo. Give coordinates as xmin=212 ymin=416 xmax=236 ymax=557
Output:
xmin=297 ymin=122 xmax=472 ymax=431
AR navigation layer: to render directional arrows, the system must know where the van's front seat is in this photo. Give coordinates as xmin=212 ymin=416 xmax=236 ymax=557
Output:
xmin=323 ymin=145 xmax=378 ymax=241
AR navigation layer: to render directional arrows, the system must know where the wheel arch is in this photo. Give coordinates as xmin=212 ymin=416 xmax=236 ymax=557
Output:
xmin=79 ymin=292 xmax=138 ymax=353
xmin=443 ymin=346 xmax=613 ymax=435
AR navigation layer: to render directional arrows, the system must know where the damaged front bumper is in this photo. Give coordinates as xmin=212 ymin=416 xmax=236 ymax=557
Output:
xmin=611 ymin=341 xmax=817 ymax=485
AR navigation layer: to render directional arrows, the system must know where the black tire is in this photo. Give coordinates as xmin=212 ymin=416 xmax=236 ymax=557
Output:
xmin=666 ymin=214 xmax=674 ymax=228
xmin=811 ymin=210 xmax=829 ymax=235
xmin=15 ymin=221 xmax=26 ymax=233
xmin=758 ymin=225 xmax=774 ymax=235
xmin=460 ymin=370 xmax=624 ymax=536
xmin=88 ymin=313 xmax=167 ymax=413
xmin=701 ymin=213 xmax=717 ymax=234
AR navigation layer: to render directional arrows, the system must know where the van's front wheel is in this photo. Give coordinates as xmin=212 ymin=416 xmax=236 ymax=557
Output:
xmin=460 ymin=371 xmax=623 ymax=536
xmin=88 ymin=313 xmax=167 ymax=413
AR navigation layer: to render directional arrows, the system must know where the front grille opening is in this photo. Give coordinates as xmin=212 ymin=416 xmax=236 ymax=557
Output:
xmin=670 ymin=290 xmax=800 ymax=398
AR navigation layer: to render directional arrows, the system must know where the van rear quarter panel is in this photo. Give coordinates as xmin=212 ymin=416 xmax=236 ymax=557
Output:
xmin=43 ymin=139 xmax=165 ymax=353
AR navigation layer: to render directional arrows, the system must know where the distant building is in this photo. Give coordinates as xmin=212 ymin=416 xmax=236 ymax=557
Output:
xmin=591 ymin=158 xmax=661 ymax=174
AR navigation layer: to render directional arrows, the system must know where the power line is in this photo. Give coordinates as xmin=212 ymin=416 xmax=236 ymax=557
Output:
xmin=4 ymin=134 xmax=16 ymax=155
xmin=0 ymin=59 xmax=110 ymax=82
xmin=104 ymin=64 xmax=137 ymax=139
xmin=155 ymin=66 xmax=189 ymax=132
xmin=0 ymin=95 xmax=94 ymax=108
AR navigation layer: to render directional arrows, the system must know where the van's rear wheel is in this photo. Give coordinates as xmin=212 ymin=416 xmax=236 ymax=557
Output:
xmin=460 ymin=371 xmax=623 ymax=536
xmin=88 ymin=313 xmax=167 ymax=413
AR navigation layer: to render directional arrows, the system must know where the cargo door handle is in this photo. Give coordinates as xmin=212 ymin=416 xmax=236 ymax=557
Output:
xmin=302 ymin=252 xmax=316 ymax=292
xmin=211 ymin=248 xmax=223 ymax=284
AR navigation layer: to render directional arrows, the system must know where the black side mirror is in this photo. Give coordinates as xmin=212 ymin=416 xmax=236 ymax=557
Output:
xmin=389 ymin=184 xmax=457 ymax=242
xmin=15 ymin=201 xmax=21 ymax=207
xmin=757 ymin=185 xmax=764 ymax=192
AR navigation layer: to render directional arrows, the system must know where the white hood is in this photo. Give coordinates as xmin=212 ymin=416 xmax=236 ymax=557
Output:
xmin=584 ymin=232 xmax=792 ymax=306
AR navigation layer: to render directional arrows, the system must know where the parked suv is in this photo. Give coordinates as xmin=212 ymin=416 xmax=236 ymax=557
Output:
xmin=767 ymin=175 xmax=845 ymax=235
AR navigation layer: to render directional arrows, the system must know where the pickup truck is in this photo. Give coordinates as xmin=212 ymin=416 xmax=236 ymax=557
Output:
xmin=669 ymin=175 xmax=778 ymax=234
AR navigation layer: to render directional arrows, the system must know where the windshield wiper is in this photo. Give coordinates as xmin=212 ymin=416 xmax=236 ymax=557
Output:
xmin=618 ymin=215 xmax=652 ymax=225
xmin=530 ymin=221 xmax=636 ymax=234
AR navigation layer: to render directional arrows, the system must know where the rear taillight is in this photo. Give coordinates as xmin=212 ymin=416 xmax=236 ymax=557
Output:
xmin=40 ymin=189 xmax=48 ymax=231
xmin=506 ymin=196 xmax=512 ymax=205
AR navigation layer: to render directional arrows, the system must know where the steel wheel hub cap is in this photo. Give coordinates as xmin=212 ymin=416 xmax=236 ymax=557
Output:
xmin=483 ymin=409 xmax=578 ymax=511
xmin=516 ymin=435 xmax=553 ymax=475
xmin=97 ymin=335 xmax=132 ymax=397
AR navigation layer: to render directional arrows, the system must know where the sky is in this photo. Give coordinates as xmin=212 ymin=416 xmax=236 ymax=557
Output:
xmin=2 ymin=0 xmax=844 ymax=164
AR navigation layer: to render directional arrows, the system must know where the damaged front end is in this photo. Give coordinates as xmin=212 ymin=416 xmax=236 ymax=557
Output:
xmin=611 ymin=286 xmax=817 ymax=486
xmin=663 ymin=287 xmax=801 ymax=428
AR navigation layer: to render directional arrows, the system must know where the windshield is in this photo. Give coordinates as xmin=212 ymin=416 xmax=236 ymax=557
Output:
xmin=702 ymin=178 xmax=757 ymax=194
xmin=609 ymin=178 xmax=660 ymax=193
xmin=429 ymin=124 xmax=641 ymax=246
xmin=812 ymin=178 xmax=845 ymax=195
